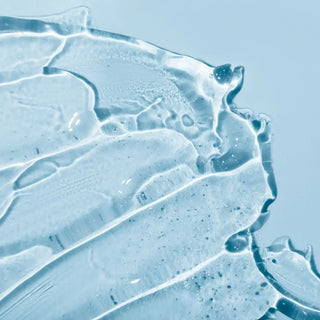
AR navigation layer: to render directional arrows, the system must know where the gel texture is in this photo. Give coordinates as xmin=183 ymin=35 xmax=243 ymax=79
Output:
xmin=0 ymin=7 xmax=319 ymax=320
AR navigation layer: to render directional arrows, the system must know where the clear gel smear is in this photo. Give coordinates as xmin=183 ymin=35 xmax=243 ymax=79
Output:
xmin=0 ymin=7 xmax=319 ymax=320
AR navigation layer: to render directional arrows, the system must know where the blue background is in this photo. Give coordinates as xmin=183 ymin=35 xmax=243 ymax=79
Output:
xmin=1 ymin=0 xmax=319 ymax=263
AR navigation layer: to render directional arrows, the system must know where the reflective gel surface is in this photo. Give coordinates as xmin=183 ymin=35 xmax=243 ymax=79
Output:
xmin=0 ymin=7 xmax=319 ymax=320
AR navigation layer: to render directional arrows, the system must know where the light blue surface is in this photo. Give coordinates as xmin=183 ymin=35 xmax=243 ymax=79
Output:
xmin=0 ymin=3 xmax=319 ymax=318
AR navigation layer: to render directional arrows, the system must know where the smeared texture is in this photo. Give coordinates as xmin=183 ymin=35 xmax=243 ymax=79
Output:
xmin=0 ymin=7 xmax=319 ymax=320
